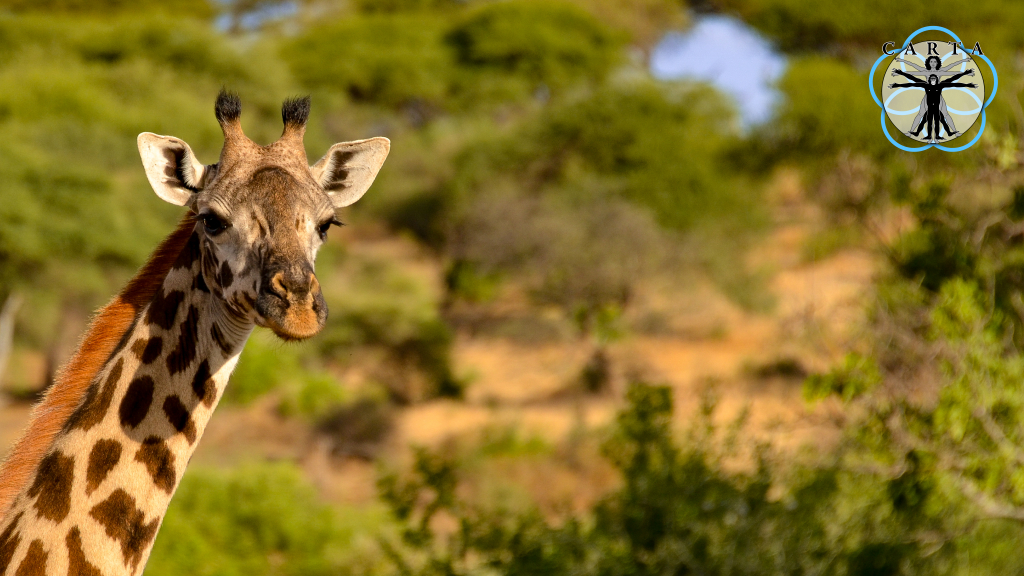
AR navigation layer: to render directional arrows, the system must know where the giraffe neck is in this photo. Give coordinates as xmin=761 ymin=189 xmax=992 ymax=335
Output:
xmin=0 ymin=228 xmax=253 ymax=576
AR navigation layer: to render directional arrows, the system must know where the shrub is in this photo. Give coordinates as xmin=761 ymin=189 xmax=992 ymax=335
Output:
xmin=378 ymin=382 xmax=953 ymax=576
xmin=768 ymin=57 xmax=884 ymax=157
xmin=279 ymin=372 xmax=348 ymax=422
xmin=445 ymin=1 xmax=624 ymax=91
xmin=717 ymin=0 xmax=1024 ymax=51
xmin=434 ymin=82 xmax=766 ymax=313
xmin=283 ymin=1 xmax=625 ymax=112
xmin=228 ymin=330 xmax=346 ymax=412
xmin=282 ymin=14 xmax=452 ymax=109
xmin=147 ymin=462 xmax=350 ymax=576
xmin=448 ymin=81 xmax=756 ymax=232
xmin=0 ymin=0 xmax=213 ymax=16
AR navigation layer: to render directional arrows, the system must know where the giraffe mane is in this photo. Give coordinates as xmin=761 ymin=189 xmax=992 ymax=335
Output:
xmin=0 ymin=214 xmax=198 ymax=519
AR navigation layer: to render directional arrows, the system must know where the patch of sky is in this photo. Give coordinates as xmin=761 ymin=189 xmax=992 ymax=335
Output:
xmin=650 ymin=15 xmax=786 ymax=127
xmin=214 ymin=0 xmax=299 ymax=31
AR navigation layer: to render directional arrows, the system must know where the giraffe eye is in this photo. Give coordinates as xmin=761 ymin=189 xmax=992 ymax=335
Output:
xmin=200 ymin=212 xmax=229 ymax=236
xmin=318 ymin=218 xmax=342 ymax=241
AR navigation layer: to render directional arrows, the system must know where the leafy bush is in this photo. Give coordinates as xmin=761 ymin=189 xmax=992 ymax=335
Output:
xmin=228 ymin=330 xmax=346 ymax=414
xmin=282 ymin=14 xmax=452 ymax=109
xmin=766 ymin=57 xmax=884 ymax=157
xmin=449 ymin=193 xmax=666 ymax=318
xmin=429 ymin=81 xmax=766 ymax=314
xmin=0 ymin=0 xmax=213 ymax=16
xmin=884 ymin=181 xmax=1024 ymax=340
xmin=448 ymin=81 xmax=755 ymax=232
xmin=279 ymin=372 xmax=349 ymax=421
xmin=378 ymin=382 xmax=958 ymax=576
xmin=446 ymin=1 xmax=624 ymax=91
xmin=352 ymin=0 xmax=460 ymax=12
xmin=802 ymin=165 xmax=1024 ymax=569
xmin=283 ymin=1 xmax=624 ymax=113
xmin=147 ymin=462 xmax=357 ymax=576
xmin=717 ymin=0 xmax=1024 ymax=51
xmin=226 ymin=331 xmax=295 ymax=405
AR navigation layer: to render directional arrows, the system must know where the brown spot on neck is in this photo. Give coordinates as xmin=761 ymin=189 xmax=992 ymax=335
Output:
xmin=166 ymin=305 xmax=200 ymax=376
xmin=131 ymin=337 xmax=163 ymax=365
xmin=147 ymin=289 xmax=186 ymax=331
xmin=172 ymin=231 xmax=201 ymax=271
xmin=26 ymin=452 xmax=74 ymax=523
xmin=85 ymin=440 xmax=122 ymax=496
xmin=119 ymin=376 xmax=155 ymax=430
xmin=210 ymin=323 xmax=234 ymax=356
xmin=88 ymin=489 xmax=160 ymax=572
xmin=14 ymin=539 xmax=46 ymax=576
xmin=63 ymin=358 xmax=123 ymax=433
xmin=162 ymin=396 xmax=197 ymax=444
xmin=190 ymin=361 xmax=216 ymax=408
xmin=134 ymin=437 xmax=176 ymax=493
xmin=0 ymin=512 xmax=23 ymax=573
xmin=66 ymin=527 xmax=102 ymax=576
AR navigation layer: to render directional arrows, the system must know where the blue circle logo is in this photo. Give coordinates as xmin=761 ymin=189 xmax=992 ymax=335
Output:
xmin=869 ymin=27 xmax=998 ymax=152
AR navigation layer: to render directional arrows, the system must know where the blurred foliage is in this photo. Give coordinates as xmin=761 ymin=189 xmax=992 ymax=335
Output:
xmin=351 ymin=0 xmax=461 ymax=13
xmin=802 ymin=136 xmax=1024 ymax=560
xmin=803 ymin=352 xmax=881 ymax=402
xmin=13 ymin=3 xmax=1024 ymax=576
xmin=428 ymin=80 xmax=765 ymax=317
xmin=147 ymin=462 xmax=387 ymax=576
xmin=318 ymin=252 xmax=461 ymax=402
xmin=0 ymin=0 xmax=213 ymax=16
xmin=378 ymin=382 xmax=1017 ymax=576
xmin=227 ymin=330 xmax=303 ymax=405
xmin=283 ymin=13 xmax=453 ymax=110
xmin=446 ymin=1 xmax=624 ymax=91
xmin=715 ymin=0 xmax=1024 ymax=52
xmin=226 ymin=329 xmax=346 ymax=416
xmin=446 ymin=81 xmax=752 ymax=232
xmin=767 ymin=57 xmax=885 ymax=157
xmin=283 ymin=1 xmax=623 ymax=113
xmin=316 ymin=395 xmax=396 ymax=459
xmin=563 ymin=0 xmax=687 ymax=48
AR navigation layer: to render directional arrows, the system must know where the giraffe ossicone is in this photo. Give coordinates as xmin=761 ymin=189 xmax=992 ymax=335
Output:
xmin=0 ymin=91 xmax=389 ymax=575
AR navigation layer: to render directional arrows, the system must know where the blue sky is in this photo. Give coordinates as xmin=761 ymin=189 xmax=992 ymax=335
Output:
xmin=650 ymin=15 xmax=787 ymax=127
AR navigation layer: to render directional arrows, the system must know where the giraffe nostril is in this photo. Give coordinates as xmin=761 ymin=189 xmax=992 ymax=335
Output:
xmin=268 ymin=272 xmax=288 ymax=299
xmin=265 ymin=270 xmax=317 ymax=301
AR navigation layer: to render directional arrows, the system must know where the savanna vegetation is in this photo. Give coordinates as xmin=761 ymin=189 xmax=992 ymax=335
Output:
xmin=3 ymin=0 xmax=1024 ymax=574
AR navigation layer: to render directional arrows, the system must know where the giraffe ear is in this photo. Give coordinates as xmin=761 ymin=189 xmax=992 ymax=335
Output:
xmin=310 ymin=137 xmax=390 ymax=208
xmin=138 ymin=133 xmax=211 ymax=207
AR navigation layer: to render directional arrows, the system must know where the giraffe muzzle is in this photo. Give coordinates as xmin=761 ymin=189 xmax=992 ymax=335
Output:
xmin=256 ymin=267 xmax=328 ymax=340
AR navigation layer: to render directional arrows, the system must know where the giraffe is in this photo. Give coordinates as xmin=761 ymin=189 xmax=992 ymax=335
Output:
xmin=0 ymin=90 xmax=390 ymax=575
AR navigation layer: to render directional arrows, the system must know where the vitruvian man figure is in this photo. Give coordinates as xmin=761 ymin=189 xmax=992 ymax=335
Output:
xmin=889 ymin=66 xmax=976 ymax=141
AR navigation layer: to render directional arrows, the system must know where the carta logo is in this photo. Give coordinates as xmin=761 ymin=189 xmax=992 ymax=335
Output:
xmin=870 ymin=26 xmax=997 ymax=152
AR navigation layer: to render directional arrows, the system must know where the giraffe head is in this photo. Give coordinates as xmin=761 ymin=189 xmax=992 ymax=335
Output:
xmin=136 ymin=91 xmax=389 ymax=340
